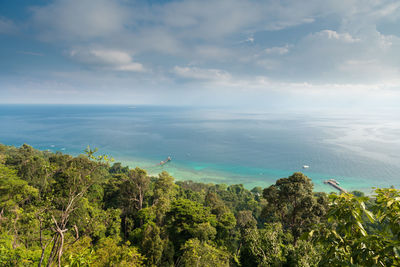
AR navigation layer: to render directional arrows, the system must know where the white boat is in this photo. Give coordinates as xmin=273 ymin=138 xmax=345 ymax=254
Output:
xmin=302 ymin=165 xmax=310 ymax=169
xmin=159 ymin=156 xmax=172 ymax=166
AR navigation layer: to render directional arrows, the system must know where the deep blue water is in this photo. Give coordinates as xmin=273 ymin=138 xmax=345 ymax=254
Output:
xmin=1 ymin=104 xmax=399 ymax=192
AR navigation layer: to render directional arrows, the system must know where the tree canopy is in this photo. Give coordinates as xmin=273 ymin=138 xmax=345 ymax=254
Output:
xmin=0 ymin=143 xmax=398 ymax=266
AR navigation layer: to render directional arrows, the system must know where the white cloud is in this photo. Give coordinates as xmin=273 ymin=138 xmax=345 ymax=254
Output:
xmin=194 ymin=45 xmax=233 ymax=59
xmin=372 ymin=1 xmax=400 ymax=18
xmin=253 ymin=21 xmax=400 ymax=84
xmin=158 ymin=0 xmax=261 ymax=38
xmin=338 ymin=59 xmax=400 ymax=82
xmin=70 ymin=48 xmax=145 ymax=72
xmin=31 ymin=0 xmax=129 ymax=40
xmin=4 ymin=0 xmax=400 ymax=105
xmin=314 ymin=30 xmax=360 ymax=43
xmin=133 ymin=27 xmax=184 ymax=54
xmin=114 ymin=63 xmax=145 ymax=72
xmin=30 ymin=0 xmax=327 ymax=44
xmin=265 ymin=44 xmax=290 ymax=55
xmin=245 ymin=36 xmax=254 ymax=43
xmin=173 ymin=66 xmax=231 ymax=81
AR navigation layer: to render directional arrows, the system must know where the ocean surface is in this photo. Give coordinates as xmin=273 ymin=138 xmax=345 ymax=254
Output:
xmin=1 ymin=104 xmax=399 ymax=193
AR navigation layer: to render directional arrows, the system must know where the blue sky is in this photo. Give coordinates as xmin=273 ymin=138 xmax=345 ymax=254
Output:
xmin=1 ymin=0 xmax=400 ymax=108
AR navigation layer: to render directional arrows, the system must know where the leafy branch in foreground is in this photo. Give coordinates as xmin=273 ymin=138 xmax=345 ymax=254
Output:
xmin=307 ymin=190 xmax=400 ymax=266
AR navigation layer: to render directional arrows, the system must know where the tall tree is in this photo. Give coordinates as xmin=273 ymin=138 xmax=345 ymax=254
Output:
xmin=262 ymin=172 xmax=327 ymax=241
xmin=166 ymin=198 xmax=217 ymax=256
xmin=120 ymin=167 xmax=150 ymax=212
xmin=240 ymin=223 xmax=286 ymax=266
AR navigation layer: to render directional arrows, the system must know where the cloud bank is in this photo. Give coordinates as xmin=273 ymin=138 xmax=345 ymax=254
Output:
xmin=1 ymin=0 xmax=400 ymax=107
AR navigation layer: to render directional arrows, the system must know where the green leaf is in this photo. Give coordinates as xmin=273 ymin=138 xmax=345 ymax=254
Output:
xmin=364 ymin=209 xmax=375 ymax=223
xmin=394 ymin=246 xmax=400 ymax=258
xmin=356 ymin=221 xmax=367 ymax=236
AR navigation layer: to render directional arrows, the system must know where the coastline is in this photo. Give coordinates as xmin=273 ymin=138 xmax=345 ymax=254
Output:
xmin=0 ymin=141 xmax=386 ymax=194
xmin=113 ymin=155 xmax=376 ymax=194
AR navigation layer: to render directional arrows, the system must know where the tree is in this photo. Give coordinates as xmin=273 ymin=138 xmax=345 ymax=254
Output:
xmin=311 ymin=190 xmax=400 ymax=266
xmin=139 ymin=223 xmax=165 ymax=266
xmin=166 ymin=198 xmax=217 ymax=255
xmin=120 ymin=168 xmax=150 ymax=212
xmin=0 ymin=163 xmax=38 ymax=249
xmin=240 ymin=223 xmax=286 ymax=266
xmin=91 ymin=237 xmax=144 ymax=267
xmin=205 ymin=192 xmax=236 ymax=246
xmin=177 ymin=238 xmax=230 ymax=267
xmin=44 ymin=149 xmax=110 ymax=267
xmin=109 ymin=162 xmax=129 ymax=174
xmin=262 ymin=172 xmax=327 ymax=241
xmin=236 ymin=210 xmax=257 ymax=230
xmin=153 ymin=171 xmax=177 ymax=225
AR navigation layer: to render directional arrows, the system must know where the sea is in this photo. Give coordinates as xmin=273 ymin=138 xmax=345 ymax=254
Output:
xmin=1 ymin=104 xmax=399 ymax=193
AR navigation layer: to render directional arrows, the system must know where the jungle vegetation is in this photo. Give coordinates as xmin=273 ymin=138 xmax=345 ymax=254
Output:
xmin=0 ymin=143 xmax=399 ymax=266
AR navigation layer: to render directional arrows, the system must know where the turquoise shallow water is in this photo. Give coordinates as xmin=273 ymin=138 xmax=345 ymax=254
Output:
xmin=0 ymin=105 xmax=399 ymax=193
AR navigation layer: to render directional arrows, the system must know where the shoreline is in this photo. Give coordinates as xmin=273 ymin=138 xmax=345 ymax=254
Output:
xmin=113 ymin=155 xmax=376 ymax=194
xmin=1 ymin=142 xmax=388 ymax=194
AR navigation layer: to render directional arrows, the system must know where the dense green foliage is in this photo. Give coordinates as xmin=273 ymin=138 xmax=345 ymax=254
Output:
xmin=0 ymin=143 xmax=399 ymax=266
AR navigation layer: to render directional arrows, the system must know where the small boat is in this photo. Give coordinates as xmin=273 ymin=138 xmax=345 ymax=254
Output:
xmin=159 ymin=156 xmax=172 ymax=166
xmin=302 ymin=165 xmax=310 ymax=169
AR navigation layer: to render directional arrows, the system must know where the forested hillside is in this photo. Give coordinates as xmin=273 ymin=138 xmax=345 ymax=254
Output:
xmin=0 ymin=144 xmax=399 ymax=266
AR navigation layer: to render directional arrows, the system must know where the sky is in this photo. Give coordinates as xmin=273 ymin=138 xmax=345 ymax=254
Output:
xmin=1 ymin=0 xmax=400 ymax=109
